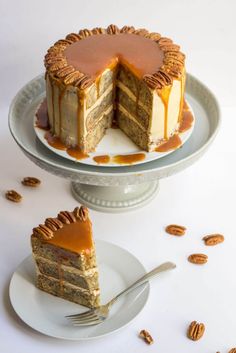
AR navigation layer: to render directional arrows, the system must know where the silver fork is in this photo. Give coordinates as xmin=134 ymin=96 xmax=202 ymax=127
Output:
xmin=66 ymin=261 xmax=176 ymax=326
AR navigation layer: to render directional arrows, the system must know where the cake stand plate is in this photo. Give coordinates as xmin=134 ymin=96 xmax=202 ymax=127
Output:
xmin=34 ymin=102 xmax=195 ymax=167
xmin=9 ymin=73 xmax=220 ymax=213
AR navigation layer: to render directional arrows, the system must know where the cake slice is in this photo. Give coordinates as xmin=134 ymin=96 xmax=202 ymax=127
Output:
xmin=31 ymin=206 xmax=100 ymax=308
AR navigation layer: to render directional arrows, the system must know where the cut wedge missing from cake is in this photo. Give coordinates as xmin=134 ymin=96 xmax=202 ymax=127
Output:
xmin=31 ymin=206 xmax=100 ymax=308
xmin=43 ymin=25 xmax=186 ymax=153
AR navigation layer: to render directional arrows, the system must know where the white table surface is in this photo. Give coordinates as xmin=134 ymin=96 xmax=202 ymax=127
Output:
xmin=1 ymin=0 xmax=236 ymax=351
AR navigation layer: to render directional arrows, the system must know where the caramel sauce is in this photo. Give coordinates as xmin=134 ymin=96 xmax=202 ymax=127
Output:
xmin=44 ymin=131 xmax=67 ymax=150
xmin=96 ymin=75 xmax=101 ymax=99
xmin=159 ymin=85 xmax=171 ymax=139
xmin=183 ymin=99 xmax=189 ymax=110
xmin=178 ymin=78 xmax=184 ymax=123
xmin=112 ymin=153 xmax=146 ymax=164
xmin=49 ymin=75 xmax=55 ymax=127
xmin=47 ymin=220 xmax=93 ymax=254
xmin=77 ymin=90 xmax=85 ymax=148
xmin=35 ymin=99 xmax=50 ymax=130
xmin=64 ymin=34 xmax=164 ymax=80
xmin=179 ymin=110 xmax=194 ymax=133
xmin=67 ymin=147 xmax=89 ymax=160
xmin=93 ymin=155 xmax=110 ymax=164
xmin=155 ymin=134 xmax=182 ymax=152
xmin=59 ymin=88 xmax=66 ymax=139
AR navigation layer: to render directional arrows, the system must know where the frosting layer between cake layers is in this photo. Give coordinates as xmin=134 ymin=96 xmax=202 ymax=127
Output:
xmin=44 ymin=25 xmax=186 ymax=152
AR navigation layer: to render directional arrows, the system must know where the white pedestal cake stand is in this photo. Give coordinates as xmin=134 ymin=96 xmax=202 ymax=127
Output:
xmin=8 ymin=73 xmax=220 ymax=213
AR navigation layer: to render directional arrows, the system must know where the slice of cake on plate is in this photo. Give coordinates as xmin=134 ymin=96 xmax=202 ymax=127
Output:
xmin=31 ymin=206 xmax=100 ymax=308
xmin=44 ymin=24 xmax=186 ymax=152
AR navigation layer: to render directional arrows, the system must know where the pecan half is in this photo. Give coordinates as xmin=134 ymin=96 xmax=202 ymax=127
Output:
xmin=202 ymin=234 xmax=224 ymax=246
xmin=5 ymin=190 xmax=22 ymax=202
xmin=73 ymin=206 xmax=89 ymax=221
xmin=148 ymin=32 xmax=161 ymax=41
xmin=134 ymin=28 xmax=149 ymax=36
xmin=33 ymin=224 xmax=54 ymax=240
xmin=188 ymin=253 xmax=208 ymax=265
xmin=229 ymin=349 xmax=236 ymax=353
xmin=79 ymin=206 xmax=89 ymax=221
xmin=107 ymin=24 xmax=120 ymax=34
xmin=187 ymin=321 xmax=205 ymax=341
xmin=21 ymin=177 xmax=41 ymax=187
xmin=63 ymin=71 xmax=83 ymax=85
xmin=65 ymin=33 xmax=82 ymax=42
xmin=139 ymin=330 xmax=154 ymax=345
xmin=58 ymin=211 xmax=76 ymax=224
xmin=45 ymin=218 xmax=63 ymax=231
xmin=79 ymin=29 xmax=92 ymax=37
xmin=120 ymin=25 xmax=135 ymax=33
xmin=56 ymin=65 xmax=75 ymax=78
xmin=165 ymin=224 xmax=186 ymax=236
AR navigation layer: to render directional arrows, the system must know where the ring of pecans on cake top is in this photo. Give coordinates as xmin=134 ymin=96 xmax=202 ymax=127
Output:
xmin=44 ymin=24 xmax=185 ymax=91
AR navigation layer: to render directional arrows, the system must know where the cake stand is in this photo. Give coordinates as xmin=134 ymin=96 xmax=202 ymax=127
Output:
xmin=8 ymin=73 xmax=220 ymax=213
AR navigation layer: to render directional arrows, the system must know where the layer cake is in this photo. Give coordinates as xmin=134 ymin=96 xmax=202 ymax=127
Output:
xmin=44 ymin=25 xmax=186 ymax=152
xmin=31 ymin=206 xmax=100 ymax=308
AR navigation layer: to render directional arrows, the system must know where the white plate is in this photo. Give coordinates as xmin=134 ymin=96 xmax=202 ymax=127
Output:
xmin=9 ymin=240 xmax=149 ymax=340
xmin=34 ymin=102 xmax=195 ymax=167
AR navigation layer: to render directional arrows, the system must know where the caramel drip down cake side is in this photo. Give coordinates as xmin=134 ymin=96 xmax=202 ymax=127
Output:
xmin=31 ymin=206 xmax=100 ymax=308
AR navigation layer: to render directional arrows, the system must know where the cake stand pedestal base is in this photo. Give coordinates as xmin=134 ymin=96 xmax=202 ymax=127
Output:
xmin=71 ymin=181 xmax=160 ymax=213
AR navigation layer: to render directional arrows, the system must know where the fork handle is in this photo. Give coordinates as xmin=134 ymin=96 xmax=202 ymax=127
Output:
xmin=107 ymin=261 xmax=176 ymax=307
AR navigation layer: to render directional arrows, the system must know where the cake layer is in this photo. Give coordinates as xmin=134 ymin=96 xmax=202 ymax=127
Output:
xmin=116 ymin=80 xmax=150 ymax=114
xmin=116 ymin=86 xmax=150 ymax=129
xmin=117 ymin=65 xmax=153 ymax=109
xmin=86 ymin=68 xmax=114 ymax=109
xmin=32 ymin=235 xmax=97 ymax=271
xmin=34 ymin=255 xmax=99 ymax=290
xmin=37 ymin=273 xmax=100 ymax=308
xmin=86 ymin=89 xmax=113 ymax=131
xmin=117 ymin=107 xmax=149 ymax=151
xmin=83 ymin=108 xmax=113 ymax=152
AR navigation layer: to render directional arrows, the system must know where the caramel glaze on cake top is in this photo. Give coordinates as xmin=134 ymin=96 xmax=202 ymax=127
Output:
xmin=44 ymin=24 xmax=185 ymax=91
xmin=64 ymin=33 xmax=164 ymax=80
xmin=32 ymin=206 xmax=93 ymax=254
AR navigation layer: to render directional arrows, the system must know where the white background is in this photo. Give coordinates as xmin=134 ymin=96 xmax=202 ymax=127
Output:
xmin=1 ymin=0 xmax=236 ymax=352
